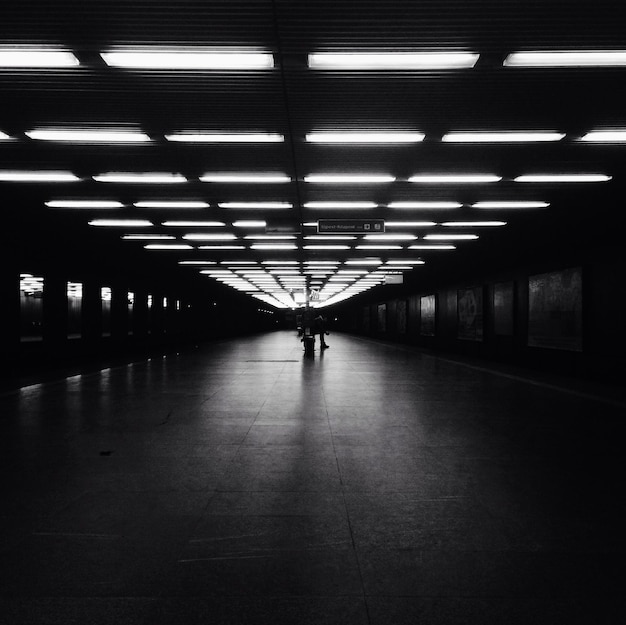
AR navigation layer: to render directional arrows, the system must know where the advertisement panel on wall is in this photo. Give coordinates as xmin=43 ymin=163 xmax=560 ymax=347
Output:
xmin=420 ymin=295 xmax=436 ymax=336
xmin=457 ymin=286 xmax=483 ymax=341
xmin=528 ymin=267 xmax=582 ymax=351
xmin=493 ymin=281 xmax=514 ymax=336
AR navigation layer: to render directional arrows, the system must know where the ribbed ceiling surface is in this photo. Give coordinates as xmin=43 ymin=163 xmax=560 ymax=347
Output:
xmin=2 ymin=1 xmax=625 ymax=307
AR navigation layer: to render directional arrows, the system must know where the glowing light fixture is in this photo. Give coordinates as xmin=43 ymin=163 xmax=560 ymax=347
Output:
xmin=304 ymin=174 xmax=395 ymax=184
xmin=199 ymin=245 xmax=245 ymax=250
xmin=0 ymin=131 xmax=10 ymax=139
xmin=385 ymin=221 xmax=437 ymax=227
xmin=144 ymin=244 xmax=193 ymax=250
xmin=0 ymin=49 xmax=79 ymax=67
xmin=26 ymin=129 xmax=151 ymax=142
xmin=514 ymin=174 xmax=611 ymax=183
xmin=122 ymin=234 xmax=175 ymax=240
xmin=308 ymin=52 xmax=479 ymax=70
xmin=442 ymin=131 xmax=564 ymax=142
xmin=101 ymin=50 xmax=274 ymax=70
xmin=504 ymin=51 xmax=626 ymax=67
xmin=363 ymin=234 xmax=417 ymax=240
xmin=46 ymin=200 xmax=124 ymax=208
xmin=165 ymin=132 xmax=283 ymax=142
xmin=161 ymin=221 xmax=225 ymax=227
xmin=233 ymin=220 xmax=267 ymax=227
xmin=306 ymin=131 xmax=424 ymax=143
xmin=182 ymin=233 xmax=236 ymax=240
xmin=303 ymin=201 xmax=377 ymax=208
xmin=409 ymin=174 xmax=501 ymax=183
xmin=388 ymin=201 xmax=462 ymax=209
xmin=89 ymin=219 xmax=152 ymax=227
xmin=580 ymin=130 xmax=626 ymax=142
xmin=201 ymin=173 xmax=290 ymax=183
xmin=134 ymin=201 xmax=208 ymax=208
xmin=178 ymin=260 xmax=217 ymax=265
xmin=250 ymin=244 xmax=297 ymax=250
xmin=219 ymin=202 xmax=292 ymax=209
xmin=409 ymin=244 xmax=456 ymax=249
xmin=356 ymin=245 xmax=403 ymax=250
xmin=424 ymin=234 xmax=478 ymax=240
xmin=0 ymin=171 xmax=79 ymax=182
xmin=441 ymin=221 xmax=506 ymax=226
xmin=472 ymin=201 xmax=549 ymax=209
xmin=303 ymin=245 xmax=351 ymax=250
xmin=93 ymin=173 xmax=186 ymax=183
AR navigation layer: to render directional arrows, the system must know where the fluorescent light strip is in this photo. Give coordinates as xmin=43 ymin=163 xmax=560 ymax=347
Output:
xmin=94 ymin=173 xmax=186 ymax=183
xmin=162 ymin=221 xmax=225 ymax=227
xmin=387 ymin=260 xmax=424 ymax=264
xmin=182 ymin=234 xmax=236 ymax=240
xmin=123 ymin=234 xmax=175 ymax=240
xmin=385 ymin=221 xmax=436 ymax=227
xmin=409 ymin=244 xmax=456 ymax=250
xmin=580 ymin=130 xmax=626 ymax=142
xmin=165 ymin=132 xmax=283 ymax=142
xmin=46 ymin=200 xmax=124 ymax=208
xmin=424 ymin=234 xmax=478 ymax=240
xmin=504 ymin=51 xmax=626 ymax=67
xmin=0 ymin=49 xmax=79 ymax=67
xmin=356 ymin=245 xmax=403 ymax=250
xmin=201 ymin=173 xmax=290 ymax=183
xmin=135 ymin=201 xmax=209 ymax=208
xmin=442 ymin=131 xmax=564 ymax=143
xmin=0 ymin=171 xmax=79 ymax=182
xmin=89 ymin=219 xmax=152 ymax=227
xmin=388 ymin=201 xmax=462 ymax=209
xmin=220 ymin=202 xmax=292 ymax=209
xmin=308 ymin=52 xmax=479 ymax=70
xmin=199 ymin=245 xmax=245 ymax=250
xmin=514 ymin=174 xmax=611 ymax=183
xmin=306 ymin=131 xmax=424 ymax=143
xmin=304 ymin=201 xmax=377 ymax=209
xmin=233 ymin=220 xmax=267 ymax=227
xmin=304 ymin=245 xmax=351 ymax=250
xmin=472 ymin=201 xmax=549 ymax=209
xmin=101 ymin=51 xmax=274 ymax=70
xmin=304 ymin=174 xmax=395 ymax=184
xmin=305 ymin=235 xmax=356 ymax=240
xmin=178 ymin=260 xmax=217 ymax=265
xmin=250 ymin=244 xmax=297 ymax=250
xmin=363 ymin=234 xmax=416 ymax=240
xmin=245 ymin=235 xmax=296 ymax=240
xmin=26 ymin=129 xmax=151 ymax=143
xmin=345 ymin=259 xmax=382 ymax=265
xmin=0 ymin=131 xmax=10 ymax=140
xmin=145 ymin=244 xmax=193 ymax=250
xmin=441 ymin=221 xmax=505 ymax=226
xmin=409 ymin=174 xmax=501 ymax=183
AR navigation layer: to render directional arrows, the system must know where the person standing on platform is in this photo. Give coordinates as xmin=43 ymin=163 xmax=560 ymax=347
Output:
xmin=314 ymin=314 xmax=329 ymax=349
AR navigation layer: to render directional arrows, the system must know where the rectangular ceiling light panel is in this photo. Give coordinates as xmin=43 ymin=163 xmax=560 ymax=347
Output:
xmin=201 ymin=174 xmax=290 ymax=183
xmin=472 ymin=201 xmax=549 ymax=209
xmin=308 ymin=52 xmax=479 ymax=70
xmin=165 ymin=133 xmax=283 ymax=142
xmin=306 ymin=132 xmax=424 ymax=143
xmin=46 ymin=200 xmax=124 ymax=208
xmin=581 ymin=130 xmax=626 ymax=142
xmin=101 ymin=51 xmax=274 ymax=69
xmin=442 ymin=131 xmax=564 ymax=142
xmin=0 ymin=171 xmax=79 ymax=182
xmin=219 ymin=202 xmax=292 ymax=209
xmin=134 ymin=201 xmax=209 ymax=208
xmin=27 ymin=129 xmax=151 ymax=142
xmin=94 ymin=173 xmax=186 ymax=183
xmin=514 ymin=174 xmax=611 ymax=182
xmin=0 ymin=49 xmax=79 ymax=67
xmin=388 ymin=201 xmax=462 ymax=209
xmin=409 ymin=174 xmax=501 ymax=183
xmin=504 ymin=51 xmax=626 ymax=67
xmin=304 ymin=174 xmax=395 ymax=183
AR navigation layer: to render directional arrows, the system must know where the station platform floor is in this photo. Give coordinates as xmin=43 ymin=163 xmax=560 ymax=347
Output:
xmin=1 ymin=330 xmax=623 ymax=624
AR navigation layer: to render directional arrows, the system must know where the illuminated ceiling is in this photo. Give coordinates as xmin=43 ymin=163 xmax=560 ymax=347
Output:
xmin=2 ymin=1 xmax=624 ymax=308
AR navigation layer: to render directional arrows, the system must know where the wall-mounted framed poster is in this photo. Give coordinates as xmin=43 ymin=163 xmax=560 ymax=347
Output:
xmin=420 ymin=294 xmax=436 ymax=336
xmin=457 ymin=286 xmax=483 ymax=341
xmin=528 ymin=267 xmax=582 ymax=351
xmin=493 ymin=281 xmax=514 ymax=336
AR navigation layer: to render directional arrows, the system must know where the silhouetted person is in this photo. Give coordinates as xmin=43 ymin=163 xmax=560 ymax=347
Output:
xmin=314 ymin=314 xmax=329 ymax=349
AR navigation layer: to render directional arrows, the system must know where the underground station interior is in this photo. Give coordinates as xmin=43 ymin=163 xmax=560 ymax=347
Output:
xmin=1 ymin=2 xmax=625 ymax=624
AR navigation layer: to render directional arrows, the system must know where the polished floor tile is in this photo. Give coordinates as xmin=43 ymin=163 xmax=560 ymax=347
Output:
xmin=1 ymin=330 xmax=623 ymax=623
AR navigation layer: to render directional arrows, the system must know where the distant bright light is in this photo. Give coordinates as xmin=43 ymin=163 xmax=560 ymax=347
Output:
xmin=161 ymin=221 xmax=225 ymax=227
xmin=387 ymin=260 xmax=425 ymax=264
xmin=308 ymin=52 xmax=479 ymax=70
xmin=472 ymin=201 xmax=549 ymax=209
xmin=198 ymin=245 xmax=245 ymax=250
xmin=0 ymin=171 xmax=79 ymax=182
xmin=250 ymin=244 xmax=297 ymax=250
xmin=219 ymin=202 xmax=292 ymax=209
xmin=356 ymin=245 xmax=403 ymax=250
xmin=201 ymin=173 xmax=291 ymax=183
xmin=0 ymin=49 xmax=79 ymax=67
xmin=504 ymin=51 xmax=626 ymax=67
xmin=144 ymin=244 xmax=193 ymax=250
xmin=306 ymin=131 xmax=424 ymax=143
xmin=304 ymin=245 xmax=351 ymax=250
xmin=409 ymin=174 xmax=501 ymax=183
xmin=233 ymin=220 xmax=267 ymax=227
xmin=345 ymin=259 xmax=382 ymax=265
xmin=0 ymin=131 xmax=11 ymax=139
xmin=303 ymin=201 xmax=378 ymax=209
xmin=178 ymin=260 xmax=217 ymax=265
xmin=182 ymin=233 xmax=236 ymax=240
xmin=385 ymin=221 xmax=437 ymax=227
xmin=261 ymin=260 xmax=299 ymax=264
xmin=441 ymin=221 xmax=506 ymax=226
xmin=388 ymin=201 xmax=462 ymax=209
xmin=46 ymin=200 xmax=124 ymax=208
xmin=134 ymin=201 xmax=209 ymax=208
xmin=424 ymin=234 xmax=478 ymax=240
xmin=89 ymin=219 xmax=152 ymax=227
xmin=304 ymin=174 xmax=395 ymax=184
xmin=26 ymin=129 xmax=151 ymax=142
xmin=363 ymin=234 xmax=417 ymax=240
xmin=580 ymin=130 xmax=626 ymax=142
xmin=94 ymin=173 xmax=186 ymax=183
xmin=442 ymin=131 xmax=564 ymax=142
xmin=409 ymin=244 xmax=456 ymax=249
xmin=165 ymin=132 xmax=283 ymax=142
xmin=245 ymin=235 xmax=296 ymax=240
xmin=305 ymin=235 xmax=356 ymax=240
xmin=514 ymin=174 xmax=611 ymax=183
xmin=122 ymin=234 xmax=175 ymax=240
xmin=101 ymin=50 xmax=274 ymax=70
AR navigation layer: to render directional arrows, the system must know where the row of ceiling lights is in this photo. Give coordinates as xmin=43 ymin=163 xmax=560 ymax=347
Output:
xmin=4 ymin=129 xmax=626 ymax=143
xmin=4 ymin=49 xmax=626 ymax=69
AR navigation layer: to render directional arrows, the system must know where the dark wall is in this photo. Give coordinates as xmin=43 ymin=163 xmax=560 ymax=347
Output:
xmin=331 ymin=244 xmax=626 ymax=384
